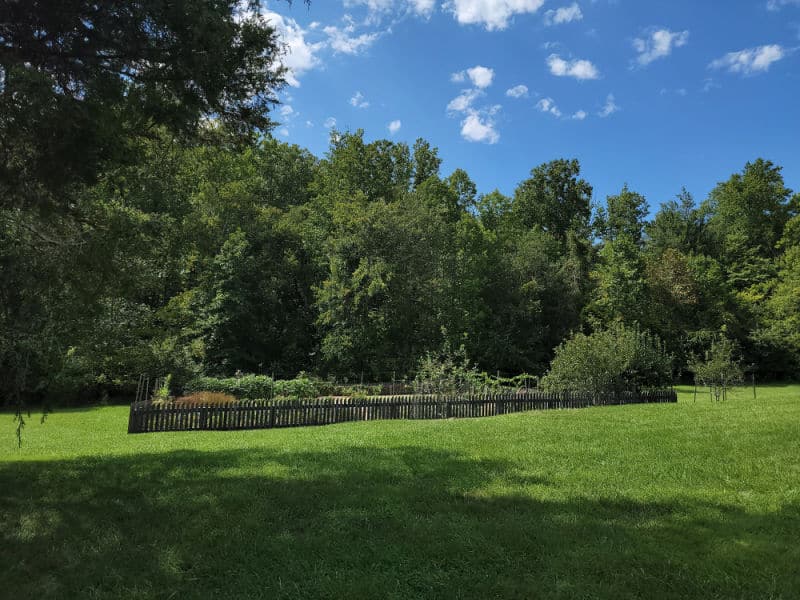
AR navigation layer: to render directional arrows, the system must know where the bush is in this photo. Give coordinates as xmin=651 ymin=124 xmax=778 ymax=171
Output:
xmin=173 ymin=392 xmax=237 ymax=406
xmin=413 ymin=342 xmax=488 ymax=395
xmin=183 ymin=374 xmax=323 ymax=400
xmin=541 ymin=323 xmax=673 ymax=394
xmin=184 ymin=375 xmax=274 ymax=399
xmin=273 ymin=377 xmax=318 ymax=400
xmin=689 ymin=336 xmax=744 ymax=401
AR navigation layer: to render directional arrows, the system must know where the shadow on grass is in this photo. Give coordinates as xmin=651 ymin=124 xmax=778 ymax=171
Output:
xmin=1 ymin=446 xmax=798 ymax=599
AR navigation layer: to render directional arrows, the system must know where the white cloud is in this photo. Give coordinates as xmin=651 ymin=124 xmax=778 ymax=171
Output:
xmin=547 ymin=54 xmax=600 ymax=79
xmin=446 ymin=79 xmax=501 ymax=143
xmin=263 ymin=11 xmax=324 ymax=87
xmin=545 ymin=3 xmax=583 ymax=26
xmin=447 ymin=88 xmax=484 ymax=112
xmin=344 ymin=0 xmax=395 ymax=12
xmin=349 ymin=91 xmax=370 ymax=108
xmin=598 ymin=93 xmax=619 ymax=117
xmin=323 ymin=25 xmax=380 ymax=54
xmin=409 ymin=0 xmax=437 ymax=16
xmin=387 ymin=119 xmax=402 ymax=134
xmin=571 ymin=109 xmax=587 ymax=120
xmin=305 ymin=120 xmax=314 ymax=127
xmin=451 ymin=65 xmax=495 ymax=88
xmin=278 ymin=127 xmax=290 ymax=137
xmin=324 ymin=116 xmax=337 ymax=128
xmin=536 ymin=97 xmax=562 ymax=118
xmin=709 ymin=44 xmax=786 ymax=75
xmin=767 ymin=0 xmax=800 ymax=9
xmin=460 ymin=112 xmax=500 ymax=143
xmin=445 ymin=0 xmax=546 ymax=31
xmin=505 ymin=84 xmax=529 ymax=98
xmin=633 ymin=29 xmax=689 ymax=66
xmin=279 ymin=104 xmax=295 ymax=117
xmin=467 ymin=65 xmax=495 ymax=88
xmin=345 ymin=0 xmax=436 ymax=18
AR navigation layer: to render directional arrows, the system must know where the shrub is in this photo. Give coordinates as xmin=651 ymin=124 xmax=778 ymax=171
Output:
xmin=152 ymin=374 xmax=172 ymax=402
xmin=334 ymin=384 xmax=383 ymax=398
xmin=540 ymin=323 xmax=673 ymax=394
xmin=688 ymin=337 xmax=744 ymax=401
xmin=173 ymin=392 xmax=237 ymax=406
xmin=273 ymin=377 xmax=318 ymax=399
xmin=413 ymin=342 xmax=488 ymax=395
xmin=184 ymin=375 xmax=274 ymax=399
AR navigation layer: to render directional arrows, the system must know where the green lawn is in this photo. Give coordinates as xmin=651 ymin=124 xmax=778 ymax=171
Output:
xmin=2 ymin=385 xmax=799 ymax=599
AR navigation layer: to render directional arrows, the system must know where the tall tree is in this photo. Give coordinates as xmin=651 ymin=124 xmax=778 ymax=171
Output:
xmin=702 ymin=159 xmax=793 ymax=289
xmin=0 ymin=0 xmax=293 ymax=423
xmin=511 ymin=159 xmax=593 ymax=242
xmin=594 ymin=185 xmax=649 ymax=246
xmin=1 ymin=0 xmax=288 ymax=212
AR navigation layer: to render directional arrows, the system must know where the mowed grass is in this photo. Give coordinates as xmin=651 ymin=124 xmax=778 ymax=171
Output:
xmin=1 ymin=385 xmax=799 ymax=600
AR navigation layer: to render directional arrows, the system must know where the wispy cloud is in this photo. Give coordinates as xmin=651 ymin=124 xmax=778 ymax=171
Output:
xmin=598 ymin=94 xmax=619 ymax=117
xmin=709 ymin=44 xmax=786 ymax=75
xmin=349 ymin=91 xmax=370 ymax=108
xmin=544 ymin=3 xmax=583 ymax=26
xmin=452 ymin=65 xmax=495 ymax=88
xmin=633 ymin=28 xmax=689 ymax=66
xmin=766 ymin=0 xmax=800 ymax=10
xmin=505 ymin=84 xmax=529 ymax=98
xmin=447 ymin=88 xmax=484 ymax=112
xmin=387 ymin=119 xmax=402 ymax=134
xmin=547 ymin=54 xmax=600 ymax=79
xmin=323 ymin=25 xmax=381 ymax=54
xmin=536 ymin=97 xmax=562 ymax=118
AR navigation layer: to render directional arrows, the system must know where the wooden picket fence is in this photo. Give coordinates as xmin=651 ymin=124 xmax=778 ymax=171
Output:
xmin=127 ymin=389 xmax=676 ymax=434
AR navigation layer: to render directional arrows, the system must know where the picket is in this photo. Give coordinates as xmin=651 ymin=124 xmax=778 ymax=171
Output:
xmin=128 ymin=389 xmax=677 ymax=434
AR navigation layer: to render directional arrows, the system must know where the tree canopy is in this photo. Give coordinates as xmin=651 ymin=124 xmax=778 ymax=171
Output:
xmin=2 ymin=2 xmax=799 ymax=415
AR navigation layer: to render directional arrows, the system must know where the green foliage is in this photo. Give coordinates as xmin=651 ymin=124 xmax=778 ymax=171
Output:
xmin=594 ymin=185 xmax=649 ymax=245
xmin=153 ymin=375 xmax=172 ymax=402
xmin=4 ymin=90 xmax=800 ymax=410
xmin=688 ymin=337 xmax=744 ymax=400
xmin=512 ymin=158 xmax=593 ymax=241
xmin=184 ymin=375 xmax=275 ymax=400
xmin=541 ymin=324 xmax=673 ymax=394
xmin=183 ymin=374 xmax=321 ymax=400
xmin=1 ymin=0 xmax=289 ymax=214
xmin=413 ymin=342 xmax=488 ymax=395
xmin=272 ymin=377 xmax=319 ymax=400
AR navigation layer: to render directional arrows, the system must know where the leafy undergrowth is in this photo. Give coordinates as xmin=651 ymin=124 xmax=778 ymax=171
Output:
xmin=1 ymin=385 xmax=798 ymax=599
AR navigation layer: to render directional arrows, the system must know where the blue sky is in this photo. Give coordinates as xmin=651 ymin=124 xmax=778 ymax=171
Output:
xmin=258 ymin=0 xmax=800 ymax=211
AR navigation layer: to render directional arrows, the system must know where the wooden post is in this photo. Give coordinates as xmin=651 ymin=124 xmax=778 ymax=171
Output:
xmin=752 ymin=372 xmax=756 ymax=400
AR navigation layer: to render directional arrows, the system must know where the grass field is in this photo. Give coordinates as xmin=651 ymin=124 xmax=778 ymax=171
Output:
xmin=2 ymin=385 xmax=799 ymax=599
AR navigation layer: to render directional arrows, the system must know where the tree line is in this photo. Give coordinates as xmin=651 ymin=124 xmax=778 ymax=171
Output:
xmin=1 ymin=1 xmax=798 ymax=409
xmin=3 ymin=127 xmax=798 ymax=403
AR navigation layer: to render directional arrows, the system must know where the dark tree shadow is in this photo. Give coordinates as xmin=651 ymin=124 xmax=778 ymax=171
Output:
xmin=1 ymin=446 xmax=797 ymax=599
